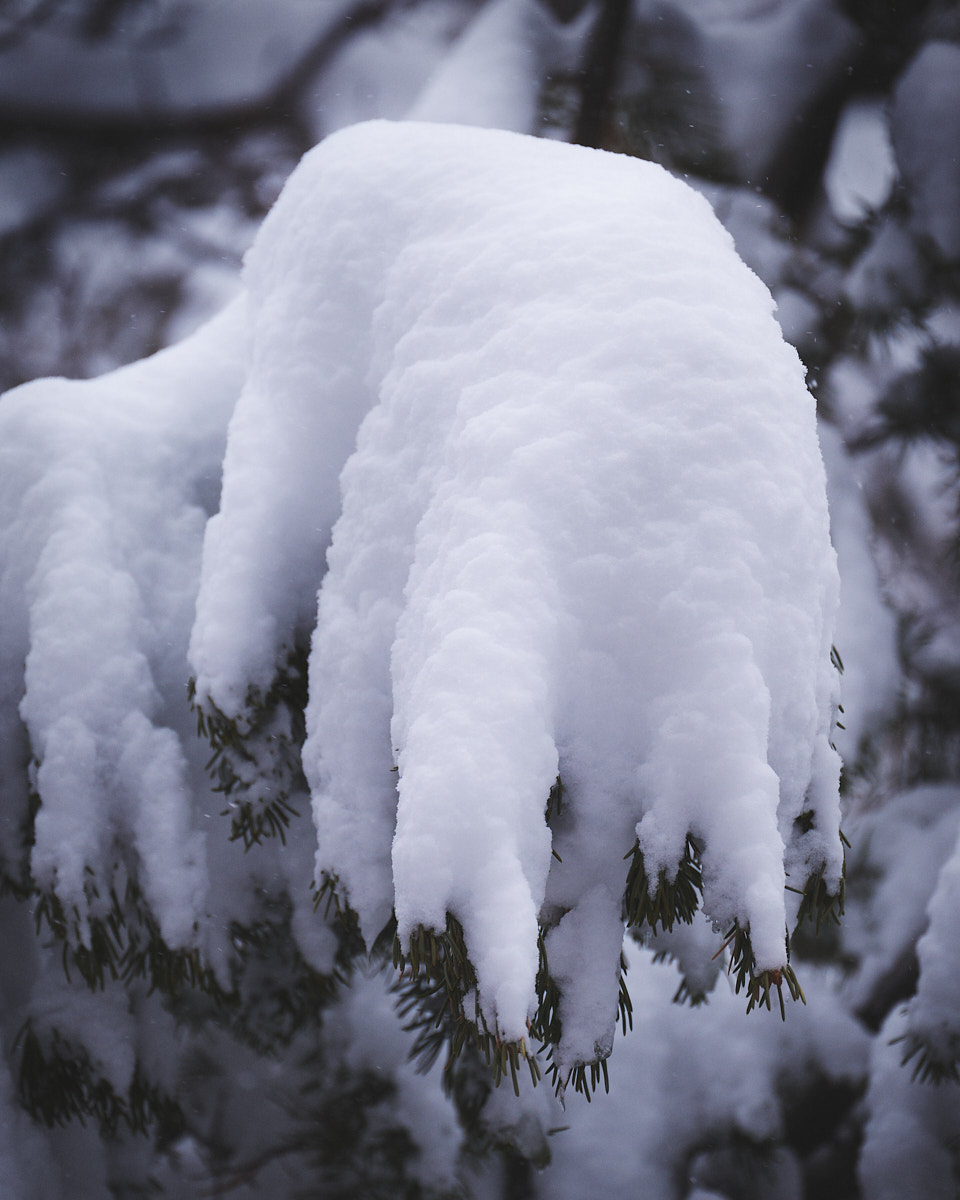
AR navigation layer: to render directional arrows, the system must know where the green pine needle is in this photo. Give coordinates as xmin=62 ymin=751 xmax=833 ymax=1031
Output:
xmin=623 ymin=834 xmax=703 ymax=934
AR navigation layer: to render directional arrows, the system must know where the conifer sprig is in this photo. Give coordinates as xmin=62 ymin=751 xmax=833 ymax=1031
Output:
xmin=623 ymin=834 xmax=704 ymax=933
xmin=33 ymin=875 xmax=223 ymax=998
xmin=189 ymin=648 xmax=308 ymax=848
xmin=715 ymin=922 xmax=805 ymax=1020
xmin=391 ymin=913 xmax=542 ymax=1097
xmin=788 ymin=856 xmax=847 ymax=934
xmin=389 ymin=906 xmax=631 ymax=1103
xmin=891 ymin=1030 xmax=960 ymax=1085
xmin=16 ymin=1023 xmax=185 ymax=1139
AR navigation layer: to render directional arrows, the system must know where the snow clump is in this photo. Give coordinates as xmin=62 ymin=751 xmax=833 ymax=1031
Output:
xmin=189 ymin=120 xmax=842 ymax=1055
xmin=0 ymin=118 xmax=842 ymax=1076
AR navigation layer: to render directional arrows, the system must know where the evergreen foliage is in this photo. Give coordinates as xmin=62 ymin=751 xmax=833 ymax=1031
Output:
xmin=189 ymin=646 xmax=309 ymax=849
xmin=622 ymin=834 xmax=703 ymax=935
xmin=17 ymin=1023 xmax=184 ymax=1141
xmin=33 ymin=878 xmax=219 ymax=998
xmin=892 ymin=1030 xmax=960 ymax=1087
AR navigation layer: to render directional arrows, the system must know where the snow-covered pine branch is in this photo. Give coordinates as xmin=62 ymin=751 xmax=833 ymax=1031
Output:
xmin=0 ymin=119 xmax=843 ymax=1096
xmin=190 ymin=121 xmax=843 ymax=1082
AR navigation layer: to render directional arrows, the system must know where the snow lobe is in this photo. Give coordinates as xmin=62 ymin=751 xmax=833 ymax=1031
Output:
xmin=0 ymin=303 xmax=246 ymax=946
xmin=190 ymin=121 xmax=841 ymax=1055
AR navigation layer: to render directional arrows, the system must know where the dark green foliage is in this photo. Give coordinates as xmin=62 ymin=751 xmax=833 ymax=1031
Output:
xmin=545 ymin=775 xmax=564 ymax=862
xmin=856 ymin=344 xmax=960 ymax=450
xmin=528 ymin=934 xmax=630 ymax=1103
xmin=622 ymin=834 xmax=704 ymax=934
xmin=892 ymin=1029 xmax=960 ymax=1085
xmin=790 ymin=853 xmax=848 ymax=936
xmin=787 ymin=814 xmax=848 ymax=954
xmin=527 ymin=931 xmax=561 ymax=1086
xmin=624 ymin=833 xmax=816 ymax=1019
xmin=33 ymin=875 xmax=224 ymax=1000
xmin=0 ymin=780 xmax=39 ymax=902
xmin=537 ymin=3 xmax=730 ymax=181
xmin=391 ymin=913 xmax=542 ymax=1099
xmin=613 ymin=65 xmax=728 ymax=181
xmin=296 ymin=1065 xmax=443 ymax=1200
xmin=16 ymin=1023 xmax=184 ymax=1140
xmin=312 ymin=870 xmax=377 ymax=967
xmin=386 ymin=883 xmax=634 ymax=1104
xmin=30 ymin=870 xmax=347 ymax=1140
xmin=33 ymin=866 xmax=346 ymax=1048
xmin=372 ymin=768 xmax=837 ymax=1105
xmin=717 ymin=922 xmax=805 ymax=1020
xmin=538 ymin=73 xmax=583 ymax=141
xmin=189 ymin=646 xmax=309 ymax=849
xmin=670 ymin=975 xmax=710 ymax=1008
xmin=16 ymin=637 xmax=849 ymax=1170
xmin=649 ymin=951 xmax=711 ymax=1008
xmin=558 ymin=1058 xmax=610 ymax=1106
xmin=544 ymin=774 xmax=563 ymax=824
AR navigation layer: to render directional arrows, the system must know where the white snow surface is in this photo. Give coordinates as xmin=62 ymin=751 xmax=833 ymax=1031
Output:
xmin=0 ymin=302 xmax=246 ymax=945
xmin=407 ymin=0 xmax=555 ymax=133
xmin=840 ymin=785 xmax=960 ymax=1019
xmin=902 ymin=821 xmax=960 ymax=1068
xmin=824 ymin=98 xmax=897 ymax=224
xmin=299 ymin=0 xmax=474 ymax=141
xmin=818 ymin=423 xmax=899 ymax=760
xmin=188 ymin=120 xmax=842 ymax=1043
xmin=892 ymin=41 xmax=960 ymax=262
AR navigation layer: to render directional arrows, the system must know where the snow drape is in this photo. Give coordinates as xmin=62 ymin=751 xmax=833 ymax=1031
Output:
xmin=188 ymin=120 xmax=842 ymax=1053
xmin=0 ymin=303 xmax=246 ymax=950
xmin=0 ymin=118 xmax=842 ymax=1079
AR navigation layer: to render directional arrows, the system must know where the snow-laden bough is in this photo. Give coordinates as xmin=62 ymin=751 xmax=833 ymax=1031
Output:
xmin=0 ymin=304 xmax=246 ymax=960
xmin=187 ymin=120 xmax=843 ymax=1087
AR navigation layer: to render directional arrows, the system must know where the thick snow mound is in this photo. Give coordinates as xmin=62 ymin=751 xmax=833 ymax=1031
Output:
xmin=190 ymin=120 xmax=841 ymax=1046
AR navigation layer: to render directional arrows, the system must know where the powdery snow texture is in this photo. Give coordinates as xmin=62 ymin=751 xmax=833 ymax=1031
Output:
xmin=191 ymin=121 xmax=841 ymax=1047
xmin=0 ymin=304 xmax=246 ymax=946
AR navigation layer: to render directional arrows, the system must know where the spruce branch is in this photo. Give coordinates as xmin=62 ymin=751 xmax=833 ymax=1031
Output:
xmin=623 ymin=834 xmax=704 ymax=934
xmin=788 ymin=855 xmax=847 ymax=935
xmin=714 ymin=922 xmax=805 ymax=1020
xmin=891 ymin=1029 xmax=960 ymax=1086
xmin=15 ymin=1022 xmax=185 ymax=1139
xmin=391 ymin=913 xmax=543 ymax=1097
xmin=189 ymin=646 xmax=309 ymax=849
